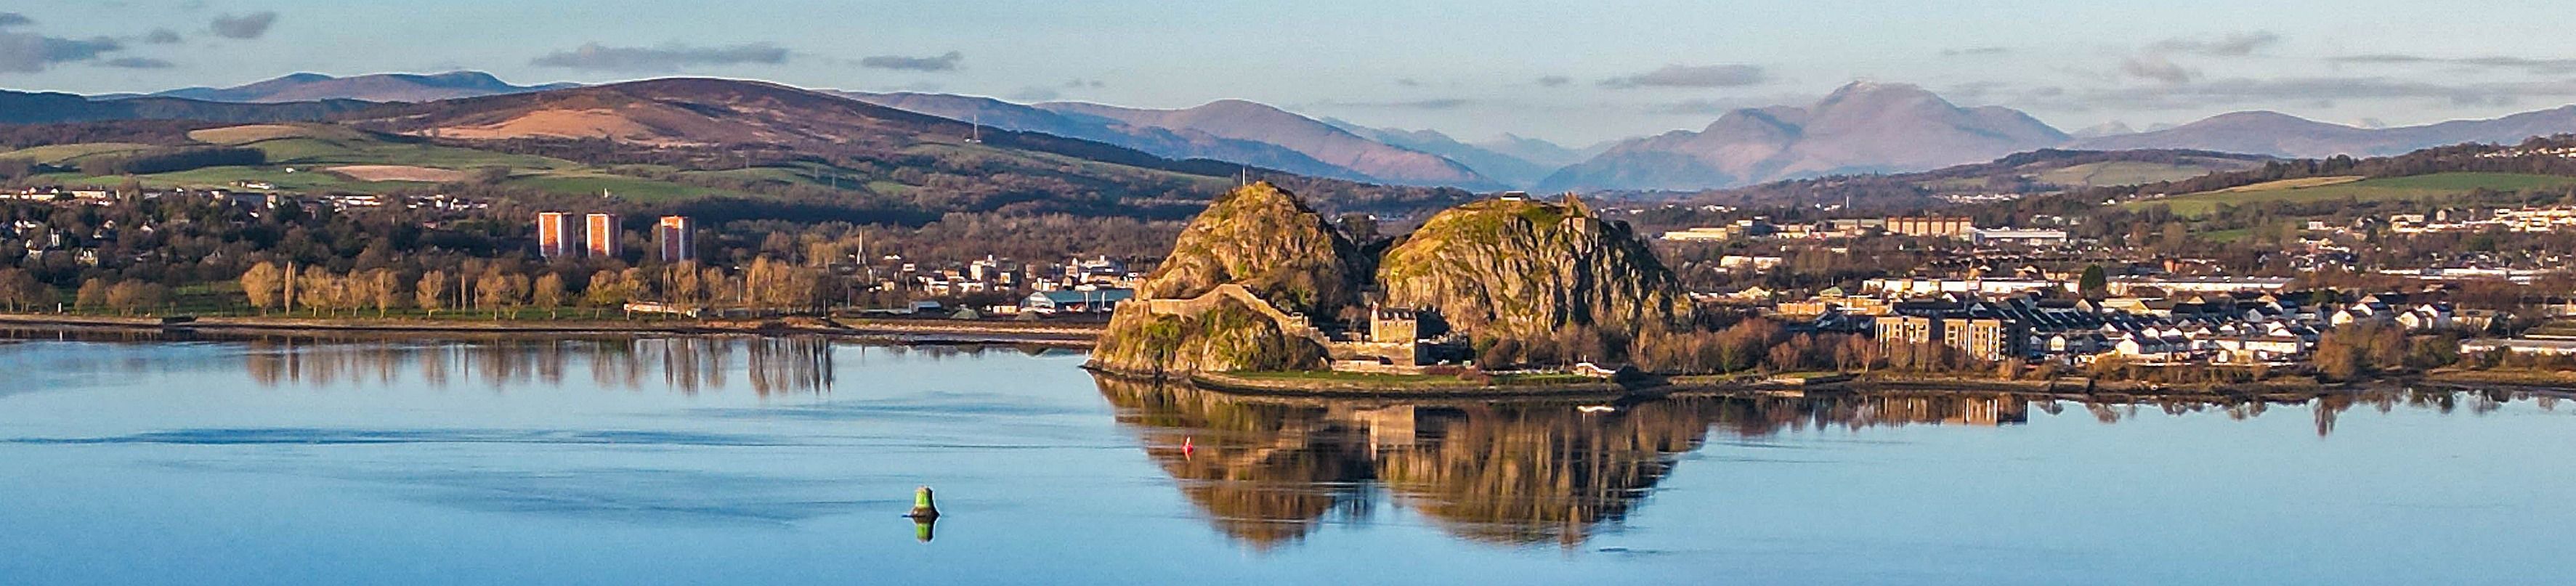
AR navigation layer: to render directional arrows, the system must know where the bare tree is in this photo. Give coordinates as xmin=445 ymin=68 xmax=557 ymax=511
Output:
xmin=240 ymin=262 xmax=283 ymax=315
xmin=533 ymin=272 xmax=565 ymax=319
xmin=370 ymin=269 xmax=402 ymax=317
xmin=416 ymin=270 xmax=450 ymax=317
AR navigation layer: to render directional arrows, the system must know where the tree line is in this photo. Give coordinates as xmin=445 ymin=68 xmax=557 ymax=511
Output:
xmin=76 ymin=147 xmax=265 ymax=176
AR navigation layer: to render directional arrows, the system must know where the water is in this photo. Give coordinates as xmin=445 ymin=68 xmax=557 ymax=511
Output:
xmin=2 ymin=331 xmax=2572 ymax=585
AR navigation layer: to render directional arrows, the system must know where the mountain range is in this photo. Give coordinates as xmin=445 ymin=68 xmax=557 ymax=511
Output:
xmin=33 ymin=71 xmax=2576 ymax=194
xmin=1539 ymin=82 xmax=2072 ymax=192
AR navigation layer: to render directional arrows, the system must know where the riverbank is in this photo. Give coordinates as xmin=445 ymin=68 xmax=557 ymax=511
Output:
xmin=1155 ymin=370 xmax=1627 ymax=398
xmin=0 ymin=313 xmax=1105 ymax=346
xmin=1655 ymin=371 xmax=2347 ymax=399
xmin=2415 ymin=368 xmax=2576 ymax=395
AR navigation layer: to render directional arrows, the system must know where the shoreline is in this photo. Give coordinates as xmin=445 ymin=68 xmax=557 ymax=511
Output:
xmin=1090 ymin=365 xmax=2576 ymax=401
xmin=0 ymin=313 xmax=1106 ymax=347
xmin=1184 ymin=370 xmax=1629 ymax=398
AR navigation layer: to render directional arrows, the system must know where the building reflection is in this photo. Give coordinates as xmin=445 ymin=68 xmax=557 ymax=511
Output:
xmin=1096 ymin=375 xmax=2545 ymax=550
xmin=226 ymin=332 xmax=846 ymax=396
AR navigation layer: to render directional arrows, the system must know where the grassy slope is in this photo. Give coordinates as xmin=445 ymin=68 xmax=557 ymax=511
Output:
xmin=1903 ymin=157 xmax=2257 ymax=194
xmin=2128 ymin=172 xmax=2576 ymax=216
xmin=2038 ymin=160 xmax=2246 ymax=187
xmin=0 ymin=142 xmax=160 ymax=164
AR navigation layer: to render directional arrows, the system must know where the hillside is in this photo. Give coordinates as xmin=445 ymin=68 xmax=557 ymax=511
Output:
xmin=0 ymin=90 xmax=374 ymax=125
xmin=347 ymin=78 xmax=976 ymax=147
xmin=2073 ymin=107 xmax=2576 ymax=158
xmin=1540 ymin=82 xmax=2070 ymax=192
xmin=136 ymin=72 xmax=576 ymax=104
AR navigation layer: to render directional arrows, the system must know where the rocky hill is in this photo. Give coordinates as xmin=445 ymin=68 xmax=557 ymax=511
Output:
xmin=1095 ymin=185 xmax=1690 ymax=375
xmin=1376 ymin=195 xmax=1690 ymax=353
xmin=1090 ymin=182 xmax=1360 ymax=374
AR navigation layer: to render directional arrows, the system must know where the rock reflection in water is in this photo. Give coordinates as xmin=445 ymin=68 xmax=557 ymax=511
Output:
xmin=1098 ymin=375 xmax=2560 ymax=549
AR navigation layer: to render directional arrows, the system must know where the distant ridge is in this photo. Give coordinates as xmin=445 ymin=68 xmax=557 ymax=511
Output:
xmin=0 ymin=89 xmax=373 ymax=125
xmin=844 ymin=91 xmax=1503 ymax=190
xmin=2070 ymin=106 xmax=2576 ymax=158
xmin=1325 ymin=119 xmax=1564 ymax=189
xmin=844 ymin=91 xmax=1369 ymax=183
xmin=131 ymin=72 xmax=576 ymax=104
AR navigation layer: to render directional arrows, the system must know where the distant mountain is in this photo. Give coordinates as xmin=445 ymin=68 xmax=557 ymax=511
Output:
xmin=1325 ymin=121 xmax=1558 ymax=188
xmin=0 ymin=89 xmax=374 ymax=125
xmin=843 ymin=91 xmax=1368 ymax=182
xmin=2070 ymin=107 xmax=2576 ymax=158
xmin=846 ymin=92 xmax=1499 ymax=190
xmin=2069 ymin=121 xmax=2136 ymax=139
xmin=137 ymin=72 xmax=575 ymax=104
xmin=1034 ymin=100 xmax=1501 ymax=190
xmin=1539 ymin=82 xmax=2070 ymax=192
xmin=1475 ymin=133 xmax=1605 ymax=169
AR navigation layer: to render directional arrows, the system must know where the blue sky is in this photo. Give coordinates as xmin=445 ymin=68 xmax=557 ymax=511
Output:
xmin=8 ymin=0 xmax=2576 ymax=145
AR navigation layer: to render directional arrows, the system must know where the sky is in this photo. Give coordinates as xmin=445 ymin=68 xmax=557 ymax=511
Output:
xmin=9 ymin=0 xmax=2576 ymax=146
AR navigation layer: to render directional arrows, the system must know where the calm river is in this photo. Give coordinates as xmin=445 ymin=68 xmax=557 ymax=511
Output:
xmin=1 ymin=331 xmax=2571 ymax=585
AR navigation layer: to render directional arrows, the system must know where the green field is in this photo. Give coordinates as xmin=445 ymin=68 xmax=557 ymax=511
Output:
xmin=44 ymin=166 xmax=433 ymax=194
xmin=0 ymin=142 xmax=160 ymax=164
xmin=503 ymin=173 xmax=724 ymax=202
xmin=2129 ymin=172 xmax=2576 ymax=216
xmin=241 ymin=137 xmax=575 ymax=170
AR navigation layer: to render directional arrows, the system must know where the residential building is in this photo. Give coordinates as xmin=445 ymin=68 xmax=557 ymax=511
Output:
xmin=536 ymin=211 xmax=578 ymax=259
xmin=1969 ymin=228 xmax=2069 ymax=246
xmin=1874 ymin=312 xmax=2028 ymax=363
xmin=586 ymin=213 xmax=621 ymax=259
xmin=1021 ymin=288 xmax=1134 ymax=314
xmin=2463 ymin=338 xmax=2576 ymax=356
xmin=1884 ymin=216 xmax=1974 ymax=238
xmin=655 ymin=216 xmax=696 ymax=263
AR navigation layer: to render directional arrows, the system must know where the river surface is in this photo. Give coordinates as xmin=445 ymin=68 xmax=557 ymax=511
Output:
xmin=2 ymin=331 xmax=2572 ymax=585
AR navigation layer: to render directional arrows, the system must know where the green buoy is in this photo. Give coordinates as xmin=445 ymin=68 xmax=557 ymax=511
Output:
xmin=906 ymin=486 xmax=940 ymax=519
